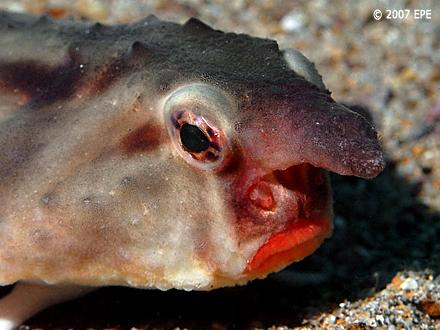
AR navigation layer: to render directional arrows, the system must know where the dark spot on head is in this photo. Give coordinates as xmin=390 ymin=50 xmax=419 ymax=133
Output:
xmin=0 ymin=44 xmax=140 ymax=105
xmin=0 ymin=49 xmax=83 ymax=106
xmin=121 ymin=122 xmax=164 ymax=154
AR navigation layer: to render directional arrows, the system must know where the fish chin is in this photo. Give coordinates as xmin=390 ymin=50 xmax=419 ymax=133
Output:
xmin=242 ymin=164 xmax=333 ymax=278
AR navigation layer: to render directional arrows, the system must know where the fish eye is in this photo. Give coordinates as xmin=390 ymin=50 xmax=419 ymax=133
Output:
xmin=180 ymin=123 xmax=210 ymax=153
xmin=168 ymin=110 xmax=225 ymax=169
xmin=163 ymin=84 xmax=233 ymax=171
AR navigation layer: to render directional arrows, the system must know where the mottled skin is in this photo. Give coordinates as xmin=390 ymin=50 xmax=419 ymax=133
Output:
xmin=0 ymin=11 xmax=384 ymax=328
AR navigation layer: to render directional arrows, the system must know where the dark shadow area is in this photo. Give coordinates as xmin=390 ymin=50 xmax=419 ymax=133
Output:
xmin=23 ymin=160 xmax=439 ymax=329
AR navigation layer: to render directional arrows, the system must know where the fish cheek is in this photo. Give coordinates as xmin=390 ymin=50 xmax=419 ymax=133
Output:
xmin=69 ymin=157 xmax=218 ymax=286
xmin=3 ymin=143 xmax=240 ymax=287
xmin=138 ymin=151 xmax=239 ymax=281
xmin=35 ymin=192 xmax=139 ymax=280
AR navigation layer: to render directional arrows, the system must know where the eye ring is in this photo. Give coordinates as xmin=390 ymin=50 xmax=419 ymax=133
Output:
xmin=163 ymin=84 xmax=234 ymax=171
xmin=168 ymin=110 xmax=226 ymax=169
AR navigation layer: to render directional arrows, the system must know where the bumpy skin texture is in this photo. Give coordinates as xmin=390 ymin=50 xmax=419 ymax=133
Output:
xmin=0 ymin=12 xmax=384 ymax=291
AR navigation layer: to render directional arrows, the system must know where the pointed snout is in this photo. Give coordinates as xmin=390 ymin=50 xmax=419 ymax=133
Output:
xmin=238 ymin=87 xmax=385 ymax=179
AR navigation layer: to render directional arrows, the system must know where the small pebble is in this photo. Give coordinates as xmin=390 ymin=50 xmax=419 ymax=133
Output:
xmin=280 ymin=12 xmax=306 ymax=33
xmin=400 ymin=278 xmax=419 ymax=291
xmin=327 ymin=315 xmax=337 ymax=324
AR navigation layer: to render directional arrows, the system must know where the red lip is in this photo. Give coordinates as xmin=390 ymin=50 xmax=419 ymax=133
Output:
xmin=244 ymin=217 xmax=332 ymax=275
xmin=230 ymin=162 xmax=332 ymax=276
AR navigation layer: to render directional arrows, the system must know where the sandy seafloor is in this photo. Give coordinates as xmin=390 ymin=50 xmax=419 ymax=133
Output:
xmin=0 ymin=0 xmax=438 ymax=329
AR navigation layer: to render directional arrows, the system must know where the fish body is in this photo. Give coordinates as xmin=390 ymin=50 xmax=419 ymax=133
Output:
xmin=0 ymin=11 xmax=384 ymax=328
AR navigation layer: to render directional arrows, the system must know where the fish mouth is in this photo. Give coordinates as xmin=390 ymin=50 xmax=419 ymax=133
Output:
xmin=243 ymin=164 xmax=333 ymax=276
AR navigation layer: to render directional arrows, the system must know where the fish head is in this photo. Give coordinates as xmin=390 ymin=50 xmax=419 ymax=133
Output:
xmin=0 ymin=17 xmax=384 ymax=289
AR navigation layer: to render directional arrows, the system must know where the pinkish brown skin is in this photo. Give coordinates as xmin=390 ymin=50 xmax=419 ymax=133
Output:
xmin=0 ymin=12 xmax=384 ymax=328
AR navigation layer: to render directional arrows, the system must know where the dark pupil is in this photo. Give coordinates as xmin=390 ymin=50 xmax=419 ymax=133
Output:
xmin=180 ymin=123 xmax=210 ymax=153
